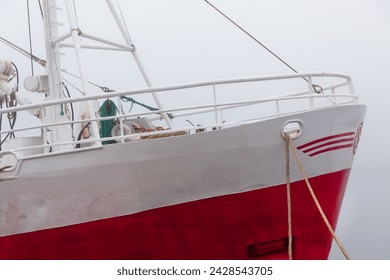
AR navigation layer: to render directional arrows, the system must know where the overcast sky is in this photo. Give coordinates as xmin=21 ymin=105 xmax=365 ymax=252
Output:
xmin=1 ymin=0 xmax=389 ymax=260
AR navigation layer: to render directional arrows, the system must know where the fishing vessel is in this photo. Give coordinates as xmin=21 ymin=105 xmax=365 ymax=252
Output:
xmin=0 ymin=0 xmax=365 ymax=259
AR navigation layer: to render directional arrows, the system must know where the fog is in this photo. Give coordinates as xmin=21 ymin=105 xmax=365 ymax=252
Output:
xmin=1 ymin=0 xmax=389 ymax=259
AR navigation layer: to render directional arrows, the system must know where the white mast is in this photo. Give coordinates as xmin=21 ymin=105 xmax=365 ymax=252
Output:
xmin=42 ymin=0 xmax=74 ymax=151
xmin=43 ymin=0 xmax=101 ymax=150
xmin=105 ymin=0 xmax=173 ymax=128
xmin=42 ymin=0 xmax=172 ymax=147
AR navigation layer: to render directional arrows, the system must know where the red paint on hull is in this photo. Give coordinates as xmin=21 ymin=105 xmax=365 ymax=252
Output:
xmin=0 ymin=169 xmax=351 ymax=260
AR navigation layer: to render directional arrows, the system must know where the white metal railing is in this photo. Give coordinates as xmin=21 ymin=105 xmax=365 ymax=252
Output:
xmin=0 ymin=72 xmax=358 ymax=160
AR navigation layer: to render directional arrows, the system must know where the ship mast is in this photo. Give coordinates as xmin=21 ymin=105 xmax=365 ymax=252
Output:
xmin=42 ymin=0 xmax=102 ymax=150
xmin=41 ymin=0 xmax=174 ymax=148
xmin=42 ymin=0 xmax=75 ymax=151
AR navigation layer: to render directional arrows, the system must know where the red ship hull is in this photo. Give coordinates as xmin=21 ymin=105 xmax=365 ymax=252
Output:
xmin=0 ymin=169 xmax=350 ymax=260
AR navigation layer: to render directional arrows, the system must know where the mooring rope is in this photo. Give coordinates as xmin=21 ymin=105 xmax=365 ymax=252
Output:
xmin=284 ymin=133 xmax=351 ymax=260
xmin=285 ymin=134 xmax=293 ymax=260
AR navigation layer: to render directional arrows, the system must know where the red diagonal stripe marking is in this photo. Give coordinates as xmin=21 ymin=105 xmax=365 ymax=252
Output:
xmin=308 ymin=144 xmax=354 ymax=157
xmin=302 ymin=137 xmax=355 ymax=153
xmin=297 ymin=132 xmax=355 ymax=150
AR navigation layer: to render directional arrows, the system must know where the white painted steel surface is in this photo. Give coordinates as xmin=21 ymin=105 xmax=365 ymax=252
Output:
xmin=0 ymin=104 xmax=365 ymax=236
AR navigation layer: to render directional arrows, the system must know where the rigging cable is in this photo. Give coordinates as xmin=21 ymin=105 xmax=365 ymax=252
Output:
xmin=61 ymin=70 xmax=174 ymax=118
xmin=62 ymin=70 xmax=113 ymax=93
xmin=120 ymin=96 xmax=174 ymax=119
xmin=203 ymin=0 xmax=322 ymax=89
xmin=61 ymin=77 xmax=85 ymax=95
xmin=27 ymin=0 xmax=35 ymax=75
xmin=0 ymin=37 xmax=46 ymax=67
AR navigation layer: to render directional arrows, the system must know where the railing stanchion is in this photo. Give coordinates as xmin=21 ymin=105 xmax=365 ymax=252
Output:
xmin=308 ymin=76 xmax=314 ymax=109
xmin=276 ymin=100 xmax=281 ymax=116
xmin=212 ymin=83 xmax=220 ymax=124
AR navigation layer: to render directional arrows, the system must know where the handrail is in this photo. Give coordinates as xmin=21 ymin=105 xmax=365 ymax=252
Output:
xmin=0 ymin=72 xmax=352 ymax=115
xmin=0 ymin=72 xmax=358 ymax=159
xmin=0 ymin=93 xmax=357 ymax=137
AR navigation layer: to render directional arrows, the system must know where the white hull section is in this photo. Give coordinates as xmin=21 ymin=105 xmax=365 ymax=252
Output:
xmin=0 ymin=105 xmax=365 ymax=237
